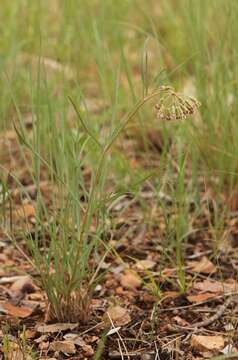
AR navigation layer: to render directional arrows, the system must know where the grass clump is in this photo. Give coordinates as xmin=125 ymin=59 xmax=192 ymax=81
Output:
xmin=13 ymin=81 xmax=199 ymax=323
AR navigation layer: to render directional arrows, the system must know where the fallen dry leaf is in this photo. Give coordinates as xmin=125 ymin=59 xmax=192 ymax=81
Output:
xmin=105 ymin=305 xmax=131 ymax=327
xmin=9 ymin=275 xmax=35 ymax=299
xmin=161 ymin=268 xmax=176 ymax=278
xmin=173 ymin=316 xmax=189 ymax=327
xmin=64 ymin=333 xmax=84 ymax=344
xmin=81 ymin=344 xmax=94 ymax=357
xmin=50 ymin=340 xmax=76 ymax=355
xmin=194 ymin=279 xmax=238 ymax=294
xmin=24 ymin=329 xmax=37 ymax=339
xmin=187 ymin=293 xmax=216 ymax=303
xmin=36 ymin=323 xmax=78 ymax=333
xmin=188 ymin=256 xmax=216 ymax=274
xmin=115 ymin=286 xmax=125 ymax=295
xmin=135 ymin=259 xmax=156 ymax=270
xmin=120 ymin=271 xmax=141 ymax=290
xmin=162 ymin=291 xmax=180 ymax=300
xmin=191 ymin=335 xmax=224 ymax=353
xmin=0 ymin=302 xmax=35 ymax=318
xmin=0 ymin=275 xmax=30 ymax=285
xmin=63 ymin=335 xmax=94 ymax=357
xmin=34 ymin=335 xmax=49 ymax=343
xmin=141 ymin=293 xmax=156 ymax=303
xmin=63 ymin=333 xmax=93 ymax=349
xmin=64 ymin=335 xmax=94 ymax=357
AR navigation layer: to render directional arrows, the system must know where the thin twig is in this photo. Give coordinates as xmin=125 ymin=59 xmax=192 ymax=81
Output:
xmin=161 ymin=292 xmax=238 ymax=312
xmin=191 ymin=295 xmax=233 ymax=328
xmin=173 ymin=294 xmax=236 ymax=331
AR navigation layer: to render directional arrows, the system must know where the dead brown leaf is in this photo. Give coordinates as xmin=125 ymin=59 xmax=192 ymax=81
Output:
xmin=191 ymin=335 xmax=224 ymax=353
xmin=0 ymin=302 xmax=35 ymax=318
xmin=34 ymin=335 xmax=49 ymax=344
xmin=161 ymin=268 xmax=176 ymax=278
xmin=135 ymin=259 xmax=156 ymax=270
xmin=162 ymin=291 xmax=180 ymax=300
xmin=50 ymin=340 xmax=76 ymax=354
xmin=187 ymin=293 xmax=216 ymax=303
xmin=188 ymin=256 xmax=216 ymax=274
xmin=36 ymin=323 xmax=78 ymax=333
xmin=120 ymin=271 xmax=141 ymax=290
xmin=105 ymin=305 xmax=131 ymax=327
xmin=194 ymin=279 xmax=238 ymax=294
xmin=9 ymin=275 xmax=35 ymax=299
xmin=64 ymin=334 xmax=94 ymax=356
xmin=24 ymin=329 xmax=37 ymax=339
xmin=0 ymin=275 xmax=30 ymax=285
xmin=173 ymin=316 xmax=189 ymax=327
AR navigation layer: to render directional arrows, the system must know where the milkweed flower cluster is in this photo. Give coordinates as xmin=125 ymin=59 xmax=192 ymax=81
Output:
xmin=155 ymin=86 xmax=201 ymax=121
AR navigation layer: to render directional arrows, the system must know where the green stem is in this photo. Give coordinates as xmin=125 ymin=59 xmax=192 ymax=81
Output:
xmin=69 ymin=88 xmax=169 ymax=290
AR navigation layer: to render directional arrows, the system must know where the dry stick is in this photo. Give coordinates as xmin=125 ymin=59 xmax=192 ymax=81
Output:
xmin=174 ymin=294 xmax=235 ymax=331
xmin=190 ymin=295 xmax=233 ymax=328
xmin=161 ymin=291 xmax=238 ymax=312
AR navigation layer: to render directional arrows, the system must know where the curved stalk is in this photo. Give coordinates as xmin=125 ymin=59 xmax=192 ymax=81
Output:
xmin=69 ymin=87 xmax=169 ymax=290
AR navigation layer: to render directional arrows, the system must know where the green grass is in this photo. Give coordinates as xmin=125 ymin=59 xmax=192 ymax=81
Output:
xmin=1 ymin=0 xmax=238 ymax=321
xmin=2 ymin=325 xmax=37 ymax=360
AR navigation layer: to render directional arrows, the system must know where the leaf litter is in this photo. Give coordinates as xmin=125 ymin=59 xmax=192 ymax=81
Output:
xmin=1 ymin=88 xmax=238 ymax=359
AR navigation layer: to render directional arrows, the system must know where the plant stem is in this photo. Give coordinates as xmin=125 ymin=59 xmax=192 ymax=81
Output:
xmin=69 ymin=88 xmax=168 ymax=289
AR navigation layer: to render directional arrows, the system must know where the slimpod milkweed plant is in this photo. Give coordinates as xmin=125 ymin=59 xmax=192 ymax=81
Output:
xmin=14 ymin=83 xmax=200 ymax=324
xmin=65 ymin=85 xmax=200 ymax=318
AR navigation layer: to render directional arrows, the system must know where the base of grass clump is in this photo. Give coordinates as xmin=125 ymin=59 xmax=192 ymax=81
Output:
xmin=45 ymin=287 xmax=92 ymax=324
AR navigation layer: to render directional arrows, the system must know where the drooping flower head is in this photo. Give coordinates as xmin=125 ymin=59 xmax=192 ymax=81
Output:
xmin=155 ymin=86 xmax=201 ymax=121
